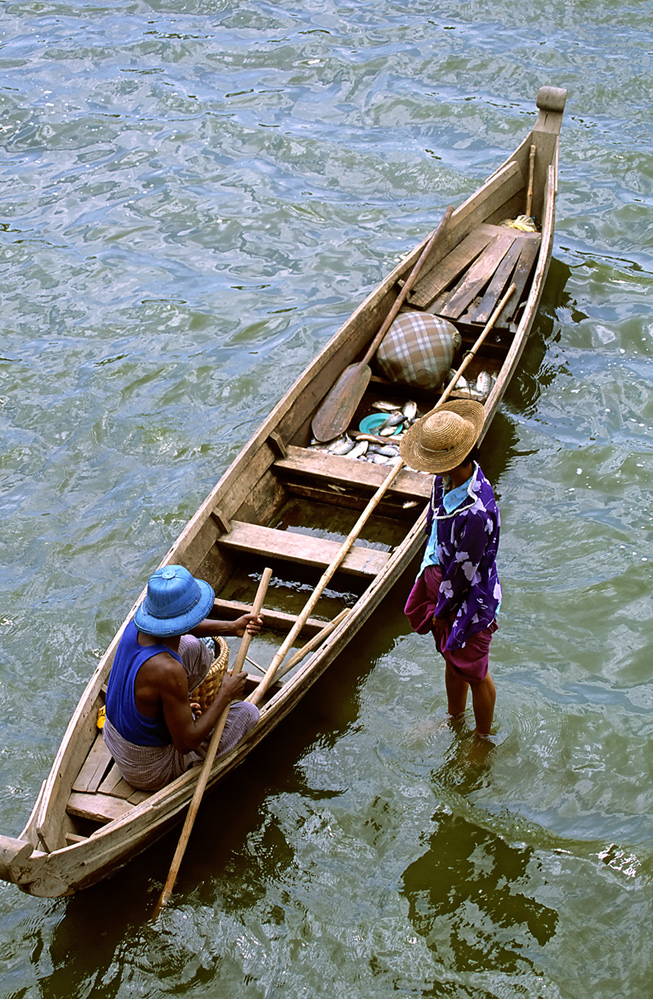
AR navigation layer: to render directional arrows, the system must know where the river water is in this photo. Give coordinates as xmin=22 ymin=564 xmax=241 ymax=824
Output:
xmin=1 ymin=2 xmax=651 ymax=997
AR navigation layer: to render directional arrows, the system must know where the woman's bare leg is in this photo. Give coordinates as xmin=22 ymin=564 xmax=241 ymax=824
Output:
xmin=444 ymin=662 xmax=469 ymax=717
xmin=469 ymin=672 xmax=496 ymax=735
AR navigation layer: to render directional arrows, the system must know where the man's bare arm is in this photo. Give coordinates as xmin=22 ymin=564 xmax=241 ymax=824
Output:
xmin=191 ymin=613 xmax=262 ymax=639
xmin=137 ymin=654 xmax=249 ymax=755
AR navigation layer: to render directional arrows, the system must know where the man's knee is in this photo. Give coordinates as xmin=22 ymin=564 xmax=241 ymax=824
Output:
xmin=237 ymin=701 xmax=260 ymax=731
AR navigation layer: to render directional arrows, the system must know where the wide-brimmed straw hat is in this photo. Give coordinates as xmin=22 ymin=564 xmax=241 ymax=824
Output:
xmin=399 ymin=399 xmax=485 ymax=474
xmin=134 ymin=564 xmax=215 ymax=638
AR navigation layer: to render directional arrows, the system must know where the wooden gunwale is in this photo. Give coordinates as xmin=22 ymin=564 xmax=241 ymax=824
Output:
xmin=2 ymin=87 xmax=566 ymax=898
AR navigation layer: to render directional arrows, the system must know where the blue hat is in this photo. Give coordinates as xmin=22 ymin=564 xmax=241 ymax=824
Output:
xmin=134 ymin=565 xmax=215 ymax=637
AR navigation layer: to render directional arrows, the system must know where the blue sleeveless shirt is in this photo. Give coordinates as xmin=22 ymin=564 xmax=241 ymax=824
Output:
xmin=105 ymin=620 xmax=183 ymax=746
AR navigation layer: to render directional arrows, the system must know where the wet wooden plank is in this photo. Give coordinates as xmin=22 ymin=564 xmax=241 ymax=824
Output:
xmin=466 ymin=238 xmax=525 ymax=324
xmin=409 ymin=226 xmax=495 ymax=309
xmin=494 ymin=235 xmax=541 ymax=326
xmin=67 ymin=792 xmax=135 ymax=825
xmin=71 ymin=732 xmax=112 ymax=794
xmin=218 ymin=521 xmax=391 ymax=578
xmin=274 ymin=445 xmax=431 ymax=501
xmin=439 ymin=232 xmax=517 ymax=320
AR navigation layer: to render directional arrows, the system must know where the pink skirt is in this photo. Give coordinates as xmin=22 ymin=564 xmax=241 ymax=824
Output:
xmin=404 ymin=565 xmax=497 ymax=682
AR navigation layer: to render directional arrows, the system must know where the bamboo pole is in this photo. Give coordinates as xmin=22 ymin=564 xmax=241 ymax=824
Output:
xmin=526 ymin=144 xmax=536 ymax=218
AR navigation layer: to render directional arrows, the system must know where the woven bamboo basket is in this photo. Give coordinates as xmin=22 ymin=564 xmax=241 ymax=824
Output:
xmin=192 ymin=637 xmax=230 ymax=712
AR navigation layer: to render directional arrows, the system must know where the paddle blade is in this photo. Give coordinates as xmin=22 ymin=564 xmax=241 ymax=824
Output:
xmin=310 ymin=363 xmax=372 ymax=442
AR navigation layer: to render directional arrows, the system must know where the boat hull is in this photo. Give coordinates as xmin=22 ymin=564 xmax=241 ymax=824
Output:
xmin=2 ymin=86 xmax=567 ymax=898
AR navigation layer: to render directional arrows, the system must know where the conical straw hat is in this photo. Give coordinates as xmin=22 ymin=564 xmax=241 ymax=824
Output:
xmin=399 ymin=400 xmax=485 ymax=473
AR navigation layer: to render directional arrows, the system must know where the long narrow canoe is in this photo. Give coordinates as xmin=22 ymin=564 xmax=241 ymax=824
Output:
xmin=0 ymin=85 xmax=567 ymax=898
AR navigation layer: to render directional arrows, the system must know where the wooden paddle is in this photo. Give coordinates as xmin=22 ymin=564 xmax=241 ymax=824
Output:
xmin=311 ymin=206 xmax=454 ymax=443
xmin=153 ymin=566 xmax=273 ymax=919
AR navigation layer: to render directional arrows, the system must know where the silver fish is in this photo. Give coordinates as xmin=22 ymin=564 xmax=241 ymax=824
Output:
xmin=328 ymin=435 xmax=355 ymax=455
xmin=476 ymin=371 xmax=492 ymax=396
xmin=372 ymin=401 xmax=402 ymax=413
xmin=348 ymin=440 xmax=369 ymax=460
xmin=381 ymin=411 xmax=404 ymax=426
xmin=448 ymin=371 xmax=471 ymax=395
xmin=369 ymin=444 xmax=401 ymax=457
xmin=402 ymin=400 xmax=418 ymax=421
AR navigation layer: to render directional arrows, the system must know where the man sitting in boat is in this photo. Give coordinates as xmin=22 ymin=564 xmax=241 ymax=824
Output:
xmin=103 ymin=565 xmax=262 ymax=791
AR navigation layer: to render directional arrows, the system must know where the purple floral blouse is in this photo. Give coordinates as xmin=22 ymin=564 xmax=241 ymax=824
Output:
xmin=424 ymin=463 xmax=502 ymax=649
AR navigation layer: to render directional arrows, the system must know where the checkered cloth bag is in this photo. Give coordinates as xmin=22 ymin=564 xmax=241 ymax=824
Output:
xmin=376 ymin=311 xmax=461 ymax=389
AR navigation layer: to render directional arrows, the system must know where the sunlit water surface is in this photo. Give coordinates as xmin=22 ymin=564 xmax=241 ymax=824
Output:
xmin=1 ymin=2 xmax=651 ymax=998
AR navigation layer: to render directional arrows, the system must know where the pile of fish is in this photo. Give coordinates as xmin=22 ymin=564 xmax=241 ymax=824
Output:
xmin=308 ymin=369 xmax=496 ymax=468
xmin=447 ymin=369 xmax=496 ymax=402
xmin=308 ymin=400 xmax=417 ymax=467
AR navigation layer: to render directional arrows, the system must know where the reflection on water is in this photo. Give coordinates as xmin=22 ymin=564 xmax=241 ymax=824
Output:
xmin=402 ymin=811 xmax=558 ymax=973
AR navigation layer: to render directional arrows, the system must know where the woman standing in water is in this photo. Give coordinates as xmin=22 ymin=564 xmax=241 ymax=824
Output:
xmin=401 ymin=400 xmax=501 ymax=737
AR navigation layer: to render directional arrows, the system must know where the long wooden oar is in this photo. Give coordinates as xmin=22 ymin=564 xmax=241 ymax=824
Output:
xmin=248 ymin=462 xmax=406 ymax=706
xmin=311 ymin=206 xmax=454 ymax=443
xmin=153 ymin=566 xmax=273 ymax=918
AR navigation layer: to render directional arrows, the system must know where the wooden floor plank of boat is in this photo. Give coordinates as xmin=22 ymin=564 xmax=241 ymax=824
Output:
xmin=218 ymin=521 xmax=391 ymax=577
xmin=71 ymin=732 xmax=113 ymax=793
xmin=466 ymin=238 xmax=525 ymax=325
xmin=67 ymin=791 xmax=136 ymax=825
xmin=438 ymin=231 xmax=517 ymax=320
xmin=493 ymin=236 xmax=541 ymax=325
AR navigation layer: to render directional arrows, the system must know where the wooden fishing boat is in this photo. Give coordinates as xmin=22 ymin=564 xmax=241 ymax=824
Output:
xmin=0 ymin=85 xmax=566 ymax=898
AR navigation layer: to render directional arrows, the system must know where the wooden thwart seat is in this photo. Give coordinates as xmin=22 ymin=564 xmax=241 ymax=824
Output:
xmin=213 ymin=596 xmax=340 ymax=637
xmin=218 ymin=521 xmax=391 ymax=577
xmin=274 ymin=446 xmax=431 ymax=501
